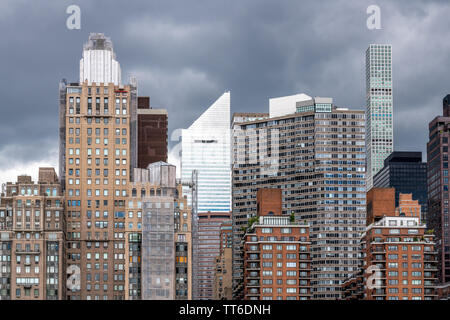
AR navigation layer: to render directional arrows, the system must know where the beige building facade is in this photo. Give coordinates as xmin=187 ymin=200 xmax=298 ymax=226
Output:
xmin=0 ymin=168 xmax=65 ymax=300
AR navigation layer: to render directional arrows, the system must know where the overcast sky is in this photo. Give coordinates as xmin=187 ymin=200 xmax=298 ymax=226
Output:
xmin=0 ymin=0 xmax=449 ymax=182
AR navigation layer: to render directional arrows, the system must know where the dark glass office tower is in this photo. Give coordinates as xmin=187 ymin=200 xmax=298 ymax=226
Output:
xmin=373 ymin=151 xmax=428 ymax=221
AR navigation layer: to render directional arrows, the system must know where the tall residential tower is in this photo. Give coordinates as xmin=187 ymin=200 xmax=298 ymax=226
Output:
xmin=365 ymin=44 xmax=393 ymax=190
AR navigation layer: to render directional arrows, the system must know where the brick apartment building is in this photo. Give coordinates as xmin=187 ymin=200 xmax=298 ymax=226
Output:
xmin=342 ymin=188 xmax=438 ymax=300
xmin=243 ymin=188 xmax=312 ymax=300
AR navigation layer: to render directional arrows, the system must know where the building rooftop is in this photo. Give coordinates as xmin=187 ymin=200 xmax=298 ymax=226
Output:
xmin=384 ymin=151 xmax=423 ymax=165
xmin=83 ymin=33 xmax=115 ymax=53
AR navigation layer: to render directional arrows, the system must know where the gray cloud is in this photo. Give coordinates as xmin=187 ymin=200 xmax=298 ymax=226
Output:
xmin=0 ymin=0 xmax=449 ymax=182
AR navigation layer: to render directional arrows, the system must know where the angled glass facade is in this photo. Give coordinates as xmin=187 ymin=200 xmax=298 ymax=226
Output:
xmin=181 ymin=92 xmax=231 ymax=213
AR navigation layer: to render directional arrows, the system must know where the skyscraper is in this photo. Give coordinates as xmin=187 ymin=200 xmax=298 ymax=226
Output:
xmin=181 ymin=92 xmax=231 ymax=213
xmin=232 ymin=94 xmax=366 ymax=299
xmin=427 ymin=94 xmax=450 ymax=283
xmin=365 ymin=44 xmax=394 ymax=190
xmin=59 ymin=33 xmax=137 ymax=300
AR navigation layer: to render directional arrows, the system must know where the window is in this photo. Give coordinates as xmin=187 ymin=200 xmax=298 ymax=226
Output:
xmin=286 ymin=262 xmax=297 ymax=268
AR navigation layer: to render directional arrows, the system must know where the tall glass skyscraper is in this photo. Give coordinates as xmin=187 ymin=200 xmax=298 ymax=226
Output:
xmin=181 ymin=92 xmax=231 ymax=213
xmin=365 ymin=44 xmax=393 ymax=190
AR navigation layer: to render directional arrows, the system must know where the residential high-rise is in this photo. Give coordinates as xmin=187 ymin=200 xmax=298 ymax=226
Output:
xmin=242 ymin=188 xmax=311 ymax=300
xmin=232 ymin=94 xmax=366 ymax=299
xmin=373 ymin=151 xmax=427 ymax=221
xmin=80 ymin=33 xmax=121 ymax=86
xmin=427 ymin=94 xmax=450 ymax=283
xmin=137 ymin=96 xmax=168 ymax=168
xmin=0 ymin=168 xmax=65 ymax=300
xmin=124 ymin=163 xmax=192 ymax=300
xmin=365 ymin=44 xmax=394 ymax=190
xmin=359 ymin=190 xmax=437 ymax=300
xmin=213 ymin=221 xmax=233 ymax=300
xmin=195 ymin=211 xmax=231 ymax=300
xmin=59 ymin=33 xmax=137 ymax=300
xmin=181 ymin=92 xmax=231 ymax=213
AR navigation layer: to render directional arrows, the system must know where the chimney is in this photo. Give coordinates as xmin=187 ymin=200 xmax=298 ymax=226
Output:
xmin=256 ymin=188 xmax=282 ymax=216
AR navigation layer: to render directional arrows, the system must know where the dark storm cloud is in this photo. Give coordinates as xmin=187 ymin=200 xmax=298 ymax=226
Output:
xmin=0 ymin=0 xmax=449 ymax=180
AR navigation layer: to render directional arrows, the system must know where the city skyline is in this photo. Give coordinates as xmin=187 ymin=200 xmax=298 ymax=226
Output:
xmin=1 ymin=0 xmax=450 ymax=183
xmin=0 ymin=24 xmax=446 ymax=298
xmin=1 ymin=0 xmax=450 ymax=304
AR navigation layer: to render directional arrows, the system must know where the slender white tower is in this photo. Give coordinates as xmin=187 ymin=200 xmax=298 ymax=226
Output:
xmin=366 ymin=44 xmax=393 ymax=190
